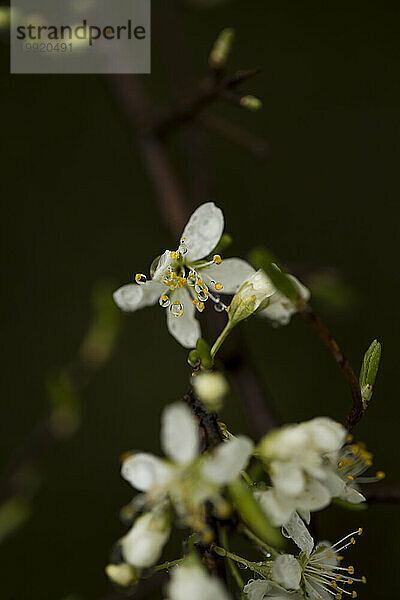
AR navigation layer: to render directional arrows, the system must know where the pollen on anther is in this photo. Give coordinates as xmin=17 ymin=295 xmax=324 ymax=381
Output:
xmin=213 ymin=254 xmax=222 ymax=265
xmin=215 ymin=282 xmax=223 ymax=291
xmin=348 ymin=567 xmax=355 ymax=575
xmin=362 ymin=576 xmax=367 ymax=584
xmin=376 ymin=471 xmax=386 ymax=479
xmin=358 ymin=528 xmax=363 ymax=535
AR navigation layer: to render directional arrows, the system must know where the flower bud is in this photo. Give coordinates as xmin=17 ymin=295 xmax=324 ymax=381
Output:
xmin=192 ymin=372 xmax=228 ymax=411
xmin=105 ymin=563 xmax=138 ymax=587
xmin=122 ymin=510 xmax=171 ymax=568
xmin=229 ymin=270 xmax=275 ymax=325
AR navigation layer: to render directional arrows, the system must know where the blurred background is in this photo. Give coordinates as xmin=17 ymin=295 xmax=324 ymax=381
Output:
xmin=1 ymin=1 xmax=399 ymax=598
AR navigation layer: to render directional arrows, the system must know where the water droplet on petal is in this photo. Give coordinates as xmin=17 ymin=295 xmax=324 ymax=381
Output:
xmin=135 ymin=273 xmax=147 ymax=285
xmin=170 ymin=301 xmax=184 ymax=317
xmin=159 ymin=295 xmax=171 ymax=308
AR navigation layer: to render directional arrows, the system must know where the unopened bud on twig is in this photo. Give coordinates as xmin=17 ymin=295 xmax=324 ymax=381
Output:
xmin=209 ymin=28 xmax=235 ymax=69
xmin=240 ymin=95 xmax=263 ymax=111
xmin=359 ymin=339 xmax=381 ymax=408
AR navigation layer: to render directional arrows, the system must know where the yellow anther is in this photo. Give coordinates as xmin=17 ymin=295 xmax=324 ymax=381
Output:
xmin=337 ymin=556 xmax=344 ymax=562
xmin=352 ymin=592 xmax=357 ymax=598
xmin=376 ymin=471 xmax=386 ymax=480
xmin=171 ymin=251 xmax=180 ymax=259
xmin=335 ymin=594 xmax=342 ymax=600
xmin=213 ymin=254 xmax=222 ymax=265
xmin=350 ymin=537 xmax=356 ymax=545
xmin=192 ymin=299 xmax=198 ymax=305
xmin=348 ymin=566 xmax=355 ymax=575
xmin=215 ymin=282 xmax=223 ymax=291
xmin=346 ymin=475 xmax=354 ymax=481
xmin=347 ymin=579 xmax=353 ymax=585
xmin=362 ymin=576 xmax=367 ymax=584
xmin=365 ymin=459 xmax=373 ymax=467
xmin=226 ymin=305 xmax=230 ymax=313
xmin=347 ymin=434 xmax=353 ymax=443
xmin=331 ymin=582 xmax=338 ymax=589
xmin=351 ymin=444 xmax=359 ymax=455
xmin=199 ymin=302 xmax=205 ymax=311
xmin=358 ymin=527 xmax=363 ymax=535
xmin=338 ymin=460 xmax=344 ymax=468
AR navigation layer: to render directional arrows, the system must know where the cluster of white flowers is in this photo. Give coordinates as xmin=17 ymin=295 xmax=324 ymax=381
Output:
xmin=113 ymin=203 xmax=309 ymax=347
xmin=254 ymin=418 xmax=383 ymax=555
xmin=108 ymin=201 xmax=383 ymax=600
xmin=118 ymin=402 xmax=253 ymax=569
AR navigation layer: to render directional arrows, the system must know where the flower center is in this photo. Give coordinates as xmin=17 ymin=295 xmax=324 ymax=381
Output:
xmin=135 ymin=238 xmax=228 ymax=319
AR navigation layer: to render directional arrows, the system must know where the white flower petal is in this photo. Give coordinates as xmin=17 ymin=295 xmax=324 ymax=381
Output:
xmin=271 ymin=463 xmax=305 ymax=497
xmin=166 ymin=288 xmax=201 ymax=348
xmin=256 ymin=489 xmax=295 ymax=527
xmin=202 ymin=436 xmax=254 ymax=485
xmin=153 ymin=250 xmax=175 ymax=282
xmin=296 ymin=479 xmax=331 ymax=512
xmin=169 ymin=563 xmax=231 ymax=600
xmin=244 ymin=580 xmax=301 ymax=600
xmin=121 ymin=453 xmax=172 ymax=491
xmin=181 ymin=202 xmax=224 ymax=262
xmin=342 ymin=485 xmax=366 ymax=504
xmin=282 ymin=511 xmax=314 ymax=556
xmin=259 ymin=275 xmax=310 ymax=325
xmin=305 ymin=417 xmax=347 ymax=454
xmin=113 ymin=281 xmax=165 ymax=312
xmin=122 ymin=512 xmax=170 ymax=568
xmin=161 ymin=402 xmax=200 ymax=464
xmin=201 ymin=258 xmax=255 ymax=294
xmin=271 ymin=554 xmax=301 ymax=591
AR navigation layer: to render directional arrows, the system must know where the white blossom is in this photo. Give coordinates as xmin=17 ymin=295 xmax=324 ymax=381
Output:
xmin=258 ymin=274 xmax=310 ymax=326
xmin=257 ymin=418 xmax=347 ymax=528
xmin=121 ymin=402 xmax=253 ymax=531
xmin=113 ymin=202 xmax=255 ymax=347
xmin=244 ymin=527 xmax=366 ymax=600
xmin=168 ymin=559 xmax=232 ymax=600
xmin=121 ymin=510 xmax=171 ymax=568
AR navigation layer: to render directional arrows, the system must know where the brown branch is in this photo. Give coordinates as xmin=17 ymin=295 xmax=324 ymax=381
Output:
xmin=199 ymin=113 xmax=270 ymax=160
xmin=301 ymin=304 xmax=363 ymax=431
xmin=362 ymin=484 xmax=400 ymax=504
xmin=153 ymin=68 xmax=261 ymax=139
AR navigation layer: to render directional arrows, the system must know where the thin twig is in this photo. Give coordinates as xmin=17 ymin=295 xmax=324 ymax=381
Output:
xmin=301 ymin=304 xmax=363 ymax=431
xmin=199 ymin=113 xmax=270 ymax=160
xmin=363 ymin=484 xmax=400 ymax=504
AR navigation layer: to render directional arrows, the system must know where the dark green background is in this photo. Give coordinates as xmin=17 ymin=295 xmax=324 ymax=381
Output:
xmin=1 ymin=1 xmax=399 ymax=598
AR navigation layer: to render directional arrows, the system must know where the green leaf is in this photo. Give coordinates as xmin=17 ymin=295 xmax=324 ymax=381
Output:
xmin=249 ymin=248 xmax=299 ymax=303
xmin=359 ymin=339 xmax=382 ymax=389
xmin=228 ymin=478 xmax=283 ymax=548
xmin=188 ymin=349 xmax=201 ymax=368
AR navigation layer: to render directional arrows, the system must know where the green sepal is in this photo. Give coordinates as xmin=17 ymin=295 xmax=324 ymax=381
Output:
xmin=196 ymin=338 xmax=213 ymax=370
xmin=333 ymin=498 xmax=368 ymax=512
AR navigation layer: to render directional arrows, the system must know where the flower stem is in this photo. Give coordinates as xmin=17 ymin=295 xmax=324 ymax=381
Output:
xmin=210 ymin=322 xmax=234 ymax=359
xmin=152 ymin=558 xmax=183 ymax=572
xmin=241 ymin=525 xmax=280 ymax=558
xmin=212 ymin=545 xmax=255 ymax=570
xmin=219 ymin=526 xmax=244 ymax=590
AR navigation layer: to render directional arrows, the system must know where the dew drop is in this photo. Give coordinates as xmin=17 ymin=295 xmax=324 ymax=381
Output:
xmin=170 ymin=301 xmax=184 ymax=318
xmin=214 ymin=301 xmax=226 ymax=313
xmin=159 ymin=294 xmax=171 ymax=308
xmin=135 ymin=273 xmax=147 ymax=285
